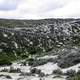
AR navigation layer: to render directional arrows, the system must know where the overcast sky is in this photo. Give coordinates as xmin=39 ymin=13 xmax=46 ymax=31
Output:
xmin=0 ymin=0 xmax=80 ymax=19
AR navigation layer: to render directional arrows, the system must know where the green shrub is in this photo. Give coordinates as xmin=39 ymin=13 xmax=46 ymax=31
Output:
xmin=21 ymin=54 xmax=28 ymax=59
xmin=9 ymin=67 xmax=21 ymax=73
xmin=21 ymin=61 xmax=26 ymax=66
xmin=67 ymin=74 xmax=80 ymax=80
xmin=65 ymin=69 xmax=76 ymax=77
xmin=52 ymin=69 xmax=63 ymax=75
xmin=0 ymin=59 xmax=12 ymax=66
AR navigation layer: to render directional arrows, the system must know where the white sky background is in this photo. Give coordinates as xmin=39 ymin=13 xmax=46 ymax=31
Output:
xmin=0 ymin=0 xmax=80 ymax=19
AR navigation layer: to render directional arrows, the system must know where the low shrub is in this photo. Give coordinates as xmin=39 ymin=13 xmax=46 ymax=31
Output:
xmin=30 ymin=68 xmax=45 ymax=77
xmin=21 ymin=61 xmax=26 ymax=66
xmin=53 ymin=75 xmax=63 ymax=78
xmin=19 ymin=72 xmax=31 ymax=76
xmin=0 ymin=68 xmax=8 ymax=72
xmin=0 ymin=59 xmax=12 ymax=66
xmin=52 ymin=69 xmax=63 ymax=75
xmin=30 ymin=68 xmax=41 ymax=74
xmin=77 ymin=70 xmax=80 ymax=74
xmin=67 ymin=74 xmax=80 ymax=80
xmin=28 ymin=58 xmax=55 ymax=67
xmin=65 ymin=69 xmax=76 ymax=77
xmin=0 ymin=74 xmax=12 ymax=79
xmin=38 ymin=72 xmax=45 ymax=77
xmin=9 ymin=66 xmax=21 ymax=73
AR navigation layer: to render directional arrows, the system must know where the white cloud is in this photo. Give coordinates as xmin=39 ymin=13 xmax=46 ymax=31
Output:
xmin=52 ymin=0 xmax=80 ymax=18
xmin=0 ymin=0 xmax=19 ymax=10
xmin=0 ymin=0 xmax=80 ymax=19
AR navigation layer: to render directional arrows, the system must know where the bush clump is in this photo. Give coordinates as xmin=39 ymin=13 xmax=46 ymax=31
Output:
xmin=0 ymin=74 xmax=12 ymax=79
xmin=0 ymin=68 xmax=8 ymax=72
xmin=67 ymin=74 xmax=80 ymax=80
xmin=19 ymin=72 xmax=31 ymax=76
xmin=9 ymin=66 xmax=21 ymax=73
xmin=57 ymin=49 xmax=80 ymax=68
xmin=66 ymin=70 xmax=80 ymax=80
xmin=52 ymin=69 xmax=63 ymax=75
xmin=0 ymin=59 xmax=12 ymax=66
xmin=65 ymin=69 xmax=76 ymax=77
xmin=30 ymin=68 xmax=41 ymax=74
xmin=28 ymin=58 xmax=54 ymax=67
xmin=30 ymin=68 xmax=45 ymax=77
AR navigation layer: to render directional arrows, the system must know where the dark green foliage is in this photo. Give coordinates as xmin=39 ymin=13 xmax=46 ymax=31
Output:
xmin=0 ymin=59 xmax=12 ymax=66
xmin=21 ymin=61 xmax=27 ymax=66
xmin=0 ymin=52 xmax=18 ymax=66
xmin=0 ymin=51 xmax=29 ymax=66
xmin=28 ymin=48 xmax=37 ymax=55
xmin=67 ymin=69 xmax=80 ymax=80
xmin=21 ymin=54 xmax=28 ymax=59
xmin=28 ymin=58 xmax=34 ymax=61
xmin=67 ymin=74 xmax=80 ymax=80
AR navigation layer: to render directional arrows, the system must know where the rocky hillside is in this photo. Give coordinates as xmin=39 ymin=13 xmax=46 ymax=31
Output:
xmin=0 ymin=19 xmax=80 ymax=80
xmin=0 ymin=19 xmax=80 ymax=55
